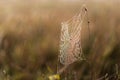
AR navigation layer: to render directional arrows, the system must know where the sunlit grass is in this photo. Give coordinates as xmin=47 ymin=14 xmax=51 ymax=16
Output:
xmin=0 ymin=0 xmax=119 ymax=80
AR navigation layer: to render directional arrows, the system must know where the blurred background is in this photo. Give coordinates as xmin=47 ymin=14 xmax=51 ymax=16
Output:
xmin=0 ymin=0 xmax=120 ymax=80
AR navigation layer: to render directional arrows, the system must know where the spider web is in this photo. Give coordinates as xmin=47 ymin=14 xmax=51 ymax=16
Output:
xmin=59 ymin=6 xmax=87 ymax=66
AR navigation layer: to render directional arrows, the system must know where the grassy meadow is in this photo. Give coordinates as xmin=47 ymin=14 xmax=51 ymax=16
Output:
xmin=0 ymin=0 xmax=120 ymax=80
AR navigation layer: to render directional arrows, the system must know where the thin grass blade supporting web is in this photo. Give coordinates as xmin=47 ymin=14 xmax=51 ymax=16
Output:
xmin=59 ymin=6 xmax=87 ymax=67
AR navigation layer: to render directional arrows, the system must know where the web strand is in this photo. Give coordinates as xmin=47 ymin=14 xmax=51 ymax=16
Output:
xmin=57 ymin=5 xmax=89 ymax=74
